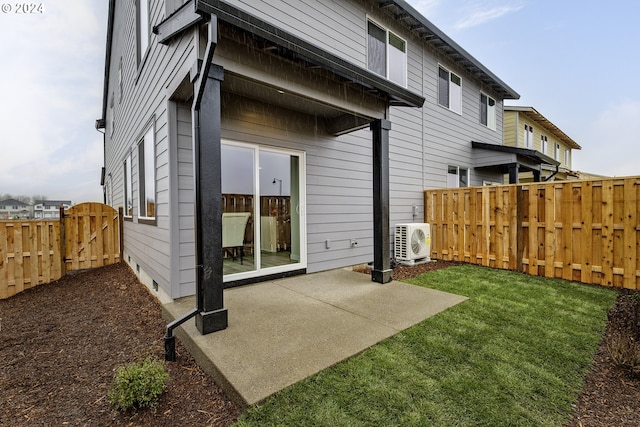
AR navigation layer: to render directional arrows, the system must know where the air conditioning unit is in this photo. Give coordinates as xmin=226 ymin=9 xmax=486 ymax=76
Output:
xmin=394 ymin=223 xmax=431 ymax=265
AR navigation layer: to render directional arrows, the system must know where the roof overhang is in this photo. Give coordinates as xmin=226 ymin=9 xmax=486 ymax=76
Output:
xmin=381 ymin=0 xmax=519 ymax=100
xmin=155 ymin=0 xmax=424 ymax=110
xmin=472 ymin=141 xmax=560 ymax=174
xmin=505 ymin=106 xmax=581 ymax=149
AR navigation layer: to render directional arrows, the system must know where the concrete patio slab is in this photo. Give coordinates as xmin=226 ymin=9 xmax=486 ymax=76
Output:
xmin=162 ymin=268 xmax=467 ymax=408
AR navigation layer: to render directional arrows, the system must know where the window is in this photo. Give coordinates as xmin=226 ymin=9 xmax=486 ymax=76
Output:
xmin=564 ymin=149 xmax=570 ymax=166
xmin=367 ymin=20 xmax=407 ymax=87
xmin=541 ymin=135 xmax=548 ymax=154
xmin=480 ymin=93 xmax=496 ymax=130
xmin=109 ymin=94 xmax=115 ymax=137
xmin=138 ymin=126 xmax=155 ymax=220
xmin=118 ymin=57 xmax=123 ymax=102
xmin=136 ymin=0 xmax=149 ymax=65
xmin=438 ymin=66 xmax=462 ymax=114
xmin=555 ymin=143 xmax=561 ymax=161
xmin=524 ymin=124 xmax=534 ymax=148
xmin=447 ymin=165 xmax=468 ymax=188
xmin=124 ymin=154 xmax=133 ymax=217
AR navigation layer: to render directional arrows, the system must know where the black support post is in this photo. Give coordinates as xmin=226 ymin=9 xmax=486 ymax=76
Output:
xmin=371 ymin=119 xmax=392 ymax=284
xmin=532 ymin=169 xmax=541 ymax=182
xmin=508 ymin=163 xmax=520 ymax=184
xmin=193 ymin=64 xmax=227 ymax=334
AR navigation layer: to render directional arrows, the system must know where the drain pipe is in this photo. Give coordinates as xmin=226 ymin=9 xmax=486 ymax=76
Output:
xmin=164 ymin=308 xmax=198 ymax=361
xmin=165 ymin=13 xmax=220 ymax=362
xmin=544 ymin=164 xmax=560 ymax=181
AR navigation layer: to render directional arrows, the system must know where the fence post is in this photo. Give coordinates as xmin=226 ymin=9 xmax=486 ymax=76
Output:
xmin=516 ymin=185 xmax=524 ymax=272
xmin=118 ymin=207 xmax=124 ymax=263
xmin=59 ymin=206 xmax=66 ymax=276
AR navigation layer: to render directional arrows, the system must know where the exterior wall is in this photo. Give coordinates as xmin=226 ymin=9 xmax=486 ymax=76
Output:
xmin=505 ymin=111 xmax=574 ymax=169
xmin=220 ymin=95 xmax=375 ymax=274
xmin=103 ymin=0 xmax=515 ymax=299
xmin=103 ymin=0 xmax=196 ymax=299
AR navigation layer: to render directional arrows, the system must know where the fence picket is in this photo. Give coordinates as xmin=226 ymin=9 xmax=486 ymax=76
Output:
xmin=425 ymin=177 xmax=640 ymax=290
xmin=1 ymin=203 xmax=121 ymax=299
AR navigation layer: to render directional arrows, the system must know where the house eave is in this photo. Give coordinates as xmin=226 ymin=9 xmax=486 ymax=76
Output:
xmin=382 ymin=0 xmax=520 ymax=100
xmin=505 ymin=106 xmax=582 ymax=150
xmin=98 ymin=0 xmax=116 ymax=124
xmin=195 ymin=0 xmax=424 ymax=108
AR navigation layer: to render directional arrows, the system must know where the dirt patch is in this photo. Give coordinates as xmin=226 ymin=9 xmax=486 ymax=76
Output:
xmin=0 ymin=263 xmax=239 ymax=426
xmin=1 ymin=260 xmax=638 ymax=426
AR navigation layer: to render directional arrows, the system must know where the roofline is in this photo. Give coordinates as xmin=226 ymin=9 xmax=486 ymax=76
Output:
xmin=472 ymin=140 xmax=561 ymax=166
xmin=389 ymin=0 xmax=519 ymax=100
xmin=505 ymin=105 xmax=581 ymax=150
xmin=98 ymin=0 xmax=116 ymax=125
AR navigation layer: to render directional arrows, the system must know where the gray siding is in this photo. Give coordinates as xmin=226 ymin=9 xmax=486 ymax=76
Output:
xmin=220 ymin=95 xmax=375 ymax=273
xmin=104 ymin=0 xmax=196 ymax=299
xmin=103 ymin=0 xmax=514 ymax=299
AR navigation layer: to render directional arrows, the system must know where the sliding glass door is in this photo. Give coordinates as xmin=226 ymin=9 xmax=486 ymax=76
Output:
xmin=221 ymin=141 xmax=305 ymax=281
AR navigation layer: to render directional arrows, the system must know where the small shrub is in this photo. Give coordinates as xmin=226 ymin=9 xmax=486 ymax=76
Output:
xmin=607 ymin=291 xmax=640 ymax=375
xmin=607 ymin=332 xmax=640 ymax=375
xmin=108 ymin=357 xmax=168 ymax=411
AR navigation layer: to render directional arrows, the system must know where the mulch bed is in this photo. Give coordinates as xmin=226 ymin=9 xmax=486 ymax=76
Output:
xmin=1 ymin=260 xmax=638 ymax=426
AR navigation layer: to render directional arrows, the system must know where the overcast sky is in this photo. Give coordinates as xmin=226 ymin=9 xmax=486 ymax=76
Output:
xmin=0 ymin=1 xmax=638 ymax=204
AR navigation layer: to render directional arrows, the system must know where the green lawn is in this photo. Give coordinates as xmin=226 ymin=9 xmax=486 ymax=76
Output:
xmin=234 ymin=265 xmax=617 ymax=427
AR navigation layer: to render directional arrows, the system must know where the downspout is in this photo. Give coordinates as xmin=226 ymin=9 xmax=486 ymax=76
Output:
xmin=165 ymin=14 xmax=222 ymax=361
xmin=544 ymin=164 xmax=560 ymax=181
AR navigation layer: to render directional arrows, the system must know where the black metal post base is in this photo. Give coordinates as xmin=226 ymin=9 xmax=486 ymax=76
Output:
xmin=165 ymin=335 xmax=177 ymax=361
xmin=372 ymin=268 xmax=393 ymax=284
xmin=195 ymin=308 xmax=228 ymax=335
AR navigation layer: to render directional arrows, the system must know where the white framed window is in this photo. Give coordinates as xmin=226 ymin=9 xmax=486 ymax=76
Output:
xmin=555 ymin=143 xmax=561 ymax=161
xmin=118 ymin=57 xmax=123 ymax=102
xmin=564 ymin=149 xmax=570 ymax=166
xmin=540 ymin=135 xmax=548 ymax=154
xmin=480 ymin=93 xmax=496 ymax=130
xmin=524 ymin=124 xmax=534 ymax=148
xmin=367 ymin=19 xmax=407 ymax=87
xmin=138 ymin=126 xmax=156 ymax=220
xmin=438 ymin=66 xmax=462 ymax=114
xmin=109 ymin=98 xmax=115 ymax=137
xmin=124 ymin=154 xmax=133 ymax=217
xmin=136 ymin=0 xmax=150 ymax=66
xmin=447 ymin=165 xmax=468 ymax=188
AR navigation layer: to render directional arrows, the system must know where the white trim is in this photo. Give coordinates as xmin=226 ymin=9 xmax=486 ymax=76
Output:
xmin=221 ymin=140 xmax=307 ymax=282
xmin=438 ymin=64 xmax=462 ymax=115
xmin=366 ymin=16 xmax=408 ymax=88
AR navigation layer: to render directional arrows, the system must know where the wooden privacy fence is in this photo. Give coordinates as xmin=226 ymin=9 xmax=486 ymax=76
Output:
xmin=425 ymin=177 xmax=640 ymax=290
xmin=0 ymin=202 xmax=123 ymax=299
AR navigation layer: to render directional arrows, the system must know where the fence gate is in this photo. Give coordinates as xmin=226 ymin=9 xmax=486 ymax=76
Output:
xmin=0 ymin=202 xmax=122 ymax=299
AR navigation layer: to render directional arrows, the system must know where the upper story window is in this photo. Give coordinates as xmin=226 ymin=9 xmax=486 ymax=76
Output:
xmin=524 ymin=124 xmax=534 ymax=148
xmin=540 ymin=135 xmax=548 ymax=154
xmin=438 ymin=66 xmax=462 ymax=114
xmin=367 ymin=20 xmax=407 ymax=87
xmin=138 ymin=126 xmax=156 ymax=221
xmin=136 ymin=0 xmax=150 ymax=66
xmin=480 ymin=93 xmax=496 ymax=130
xmin=124 ymin=154 xmax=133 ymax=218
xmin=118 ymin=57 xmax=123 ymax=102
xmin=564 ymin=149 xmax=570 ymax=166
xmin=555 ymin=143 xmax=561 ymax=161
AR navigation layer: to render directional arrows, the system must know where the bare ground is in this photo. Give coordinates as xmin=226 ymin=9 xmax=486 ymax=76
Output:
xmin=1 ymin=261 xmax=638 ymax=426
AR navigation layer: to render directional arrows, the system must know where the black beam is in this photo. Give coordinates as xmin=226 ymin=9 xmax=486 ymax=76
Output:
xmin=371 ymin=119 xmax=392 ymax=284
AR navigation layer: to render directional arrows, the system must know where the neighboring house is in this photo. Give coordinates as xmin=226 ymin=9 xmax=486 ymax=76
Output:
xmin=502 ymin=106 xmax=582 ymax=183
xmin=97 ymin=0 xmax=523 ymax=333
xmin=0 ymin=199 xmax=32 ymax=219
xmin=33 ymin=200 xmax=72 ymax=219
